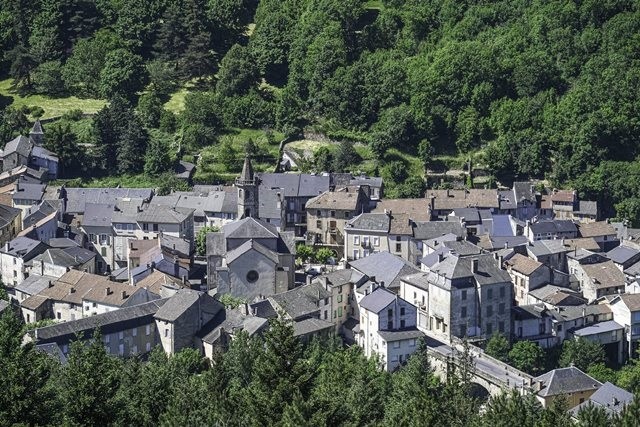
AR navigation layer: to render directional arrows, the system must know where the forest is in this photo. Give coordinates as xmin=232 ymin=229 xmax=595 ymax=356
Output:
xmin=1 ymin=310 xmax=639 ymax=426
xmin=1 ymin=0 xmax=640 ymax=217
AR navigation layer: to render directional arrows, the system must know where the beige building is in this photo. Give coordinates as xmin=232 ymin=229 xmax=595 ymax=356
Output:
xmin=305 ymin=186 xmax=370 ymax=257
xmin=503 ymin=254 xmax=551 ymax=305
xmin=344 ymin=212 xmax=416 ymax=263
xmin=0 ymin=204 xmax=22 ymax=246
xmin=534 ymin=367 xmax=602 ymax=409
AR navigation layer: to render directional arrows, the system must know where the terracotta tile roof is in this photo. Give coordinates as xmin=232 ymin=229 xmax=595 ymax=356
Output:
xmin=306 ymin=187 xmax=366 ymax=211
xmin=427 ymin=189 xmax=499 ymax=210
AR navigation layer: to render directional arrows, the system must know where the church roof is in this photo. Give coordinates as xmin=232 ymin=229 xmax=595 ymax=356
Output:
xmin=239 ymin=155 xmax=254 ymax=182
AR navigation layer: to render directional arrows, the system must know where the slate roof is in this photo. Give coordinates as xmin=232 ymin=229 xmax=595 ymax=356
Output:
xmin=0 ymin=299 xmax=8 ymax=314
xmin=378 ymin=329 xmax=424 ymax=341
xmin=31 ymin=145 xmax=58 ymax=161
xmin=400 ymin=272 xmax=430 ymax=291
xmin=160 ymin=234 xmax=191 ymax=257
xmin=138 ymin=205 xmax=193 ymax=223
xmin=257 ymin=173 xmax=330 ymax=198
xmin=224 ymin=217 xmax=278 ymax=239
xmin=15 ymin=274 xmax=57 ymax=296
xmin=175 ymin=161 xmax=195 ymax=179
xmin=30 ymin=120 xmax=44 ymax=135
xmin=575 ymin=201 xmax=598 ymax=216
xmin=250 ymin=299 xmax=278 ymax=319
xmin=571 ymin=382 xmax=634 ymax=416
xmin=498 ymin=190 xmax=517 ymax=210
xmin=226 ymin=239 xmax=280 ymax=265
xmin=526 ymin=240 xmax=571 ymax=257
xmin=372 ymin=198 xmax=431 ymax=221
xmin=512 ymin=304 xmax=548 ymax=320
xmin=550 ymin=190 xmax=576 ymax=203
xmin=133 ymin=270 xmax=184 ymax=296
xmin=319 ymin=268 xmax=365 ymax=288
xmin=64 ymin=188 xmax=154 ymax=214
xmin=199 ymin=307 xmax=269 ymax=344
xmin=579 ymin=221 xmax=617 ymax=238
xmin=607 ymin=245 xmax=640 ymax=265
xmin=428 ymin=253 xmax=512 ymax=288
xmin=413 ymin=221 xmax=465 ymax=240
xmin=534 ymin=367 xmax=601 ymax=397
xmin=349 ymin=251 xmax=420 ymax=289
xmin=529 ymin=220 xmax=577 ymax=235
xmin=154 ymin=289 xmax=222 ymax=322
xmin=47 ymin=238 xmax=80 ymax=249
xmin=504 ymin=253 xmax=544 ymax=276
xmin=12 ymin=181 xmax=45 ymax=202
xmin=269 ymin=282 xmax=331 ymax=320
xmin=0 ymin=204 xmax=21 ymax=228
xmin=293 ymin=318 xmax=334 ymax=337
xmin=21 ymin=294 xmax=50 ymax=310
xmin=259 ymin=187 xmax=284 ymax=219
xmin=490 ymin=215 xmax=516 ymax=237
xmin=359 ymin=286 xmax=397 ymax=314
xmin=31 ymin=249 xmax=83 ymax=268
xmin=62 ymin=246 xmax=96 ymax=264
xmin=33 ymin=299 xmax=168 ymax=343
xmin=528 ymin=285 xmax=586 ymax=306
xmin=513 ymin=182 xmax=537 ymax=202
xmin=346 ymin=213 xmax=389 ymax=232
xmin=4 ymin=135 xmax=32 ymax=157
xmin=1 ymin=236 xmax=47 ymax=259
xmin=572 ymin=320 xmax=623 ymax=337
xmin=615 ymin=293 xmax=640 ymax=311
xmin=35 ymin=343 xmax=67 ymax=365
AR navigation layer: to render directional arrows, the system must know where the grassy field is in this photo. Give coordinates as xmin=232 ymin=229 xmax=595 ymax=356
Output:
xmin=164 ymin=87 xmax=190 ymax=114
xmin=0 ymin=79 xmax=106 ymax=120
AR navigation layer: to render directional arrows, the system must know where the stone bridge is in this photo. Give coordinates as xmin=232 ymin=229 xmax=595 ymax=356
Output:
xmin=423 ymin=335 xmax=536 ymax=398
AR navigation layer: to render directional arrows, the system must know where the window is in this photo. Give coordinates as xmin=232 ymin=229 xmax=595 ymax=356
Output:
xmin=499 ymin=286 xmax=505 ymax=298
xmin=353 ymin=249 xmax=359 ymax=259
xmin=388 ymin=320 xmax=393 ymax=329
xmin=486 ymin=305 xmax=493 ymax=316
xmin=26 ymin=313 xmax=30 ymax=323
xmin=146 ymin=342 xmax=151 ymax=352
xmin=395 ymin=243 xmax=401 ymax=252
xmin=164 ymin=329 xmax=169 ymax=337
xmin=354 ymin=235 xmax=360 ymax=245
xmin=316 ymin=210 xmax=321 ymax=216
xmin=132 ymin=327 xmax=137 ymax=337
xmin=142 ymin=223 xmax=149 ymax=231
xmin=461 ymin=306 xmax=467 ymax=318
xmin=498 ymin=322 xmax=505 ymax=333
xmin=400 ymin=319 xmax=405 ymax=328
xmin=461 ymin=290 xmax=467 ymax=301
xmin=363 ymin=236 xmax=370 ymax=246
xmin=393 ymin=341 xmax=401 ymax=349
xmin=324 ymin=311 xmax=328 ymax=320
xmin=400 ymin=307 xmax=405 ymax=316
xmin=409 ymin=339 xmax=416 ymax=347
xmin=119 ymin=331 xmax=124 ymax=340
xmin=246 ymin=270 xmax=259 ymax=283
xmin=337 ymin=295 xmax=343 ymax=303
xmin=330 ymin=210 xmax=336 ymax=218
xmin=344 ymin=211 xmax=350 ymax=219
xmin=333 ymin=310 xmax=337 ymax=319
xmin=153 ymin=223 xmax=159 ymax=232
xmin=119 ymin=344 xmax=124 ymax=356
xmin=487 ymin=289 xmax=494 ymax=299
xmin=105 ymin=334 xmax=110 ymax=344
xmin=460 ymin=325 xmax=466 ymax=337
xmin=316 ymin=220 xmax=322 ymax=229
xmin=57 ymin=312 xmax=61 ymax=320
xmin=373 ymin=236 xmax=380 ymax=247
xmin=391 ymin=355 xmax=398 ymax=362
xmin=498 ymin=303 xmax=505 ymax=315
xmin=12 ymin=258 xmax=16 ymax=265
xmin=101 ymin=247 xmax=107 ymax=257
xmin=388 ymin=309 xmax=393 ymax=318
xmin=486 ymin=323 xmax=493 ymax=335
xmin=93 ymin=302 xmax=97 ymax=308
xmin=338 ymin=306 xmax=342 ymax=317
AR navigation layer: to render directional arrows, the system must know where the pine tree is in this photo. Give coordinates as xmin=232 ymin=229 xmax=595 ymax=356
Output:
xmin=117 ymin=116 xmax=149 ymax=174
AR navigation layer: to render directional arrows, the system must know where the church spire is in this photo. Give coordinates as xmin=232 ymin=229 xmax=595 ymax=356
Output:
xmin=236 ymin=155 xmax=259 ymax=219
xmin=239 ymin=154 xmax=254 ymax=182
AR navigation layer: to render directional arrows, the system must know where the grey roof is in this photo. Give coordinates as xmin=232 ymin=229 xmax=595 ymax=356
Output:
xmin=572 ymin=320 xmax=624 ymax=337
xmin=270 ymin=282 xmax=331 ymax=320
xmin=453 ymin=208 xmax=481 ymax=223
xmin=64 ymin=188 xmax=154 ymax=214
xmin=490 ymin=215 xmax=516 ymax=237
xmin=513 ymin=182 xmax=537 ymax=202
xmin=293 ymin=317 xmax=334 ymax=337
xmin=606 ymin=245 xmax=640 ymax=265
xmin=226 ymin=239 xmax=279 ymax=265
xmin=160 ymin=234 xmax=191 ymax=257
xmin=571 ymin=382 xmax=634 ymax=416
xmin=224 ymin=217 xmax=279 ymax=239
xmin=175 ymin=161 xmax=195 ymax=179
xmin=625 ymin=260 xmax=640 ymax=277
xmin=239 ymin=156 xmax=254 ymax=181
xmin=346 ymin=213 xmax=390 ymax=232
xmin=206 ymin=232 xmax=225 ymax=257
xmin=0 ymin=204 xmax=21 ymax=228
xmin=199 ymin=307 xmax=268 ymax=344
xmin=31 ymin=145 xmax=58 ymax=161
xmin=400 ymin=272 xmax=431 ymax=291
xmin=250 ymin=299 xmax=278 ymax=319
xmin=138 ymin=204 xmax=193 ymax=223
xmin=359 ymin=286 xmax=397 ymax=313
xmin=413 ymin=221 xmax=465 ymax=240
xmin=13 ymin=181 xmax=45 ymax=202
xmin=154 ymin=289 xmax=222 ymax=322
xmin=35 ymin=343 xmax=67 ymax=365
xmin=498 ymin=190 xmax=517 ymax=210
xmin=526 ymin=239 xmax=570 ymax=257
xmin=258 ymin=187 xmax=284 ymax=220
xmin=1 ymin=236 xmax=48 ymax=259
xmin=47 ymin=238 xmax=80 ymax=249
xmin=30 ymin=120 xmax=44 ymax=135
xmin=257 ymin=173 xmax=330 ymax=198
xmin=318 ymin=268 xmax=366 ymax=288
xmin=529 ymin=220 xmax=577 ymax=235
xmin=512 ymin=304 xmax=549 ymax=320
xmin=34 ymin=299 xmax=168 ymax=343
xmin=0 ymin=300 xmax=9 ymax=314
xmin=82 ymin=203 xmax=114 ymax=227
xmin=378 ymin=329 xmax=424 ymax=341
xmin=4 ymin=135 xmax=32 ymax=157
xmin=62 ymin=246 xmax=96 ymax=264
xmin=534 ymin=367 xmax=601 ymax=397
xmin=349 ymin=251 xmax=420 ymax=289
xmin=528 ymin=285 xmax=586 ymax=306
xmin=31 ymin=249 xmax=82 ymax=268
xmin=429 ymin=253 xmax=513 ymax=287
xmin=575 ymin=200 xmax=598 ymax=216
xmin=421 ymin=241 xmax=483 ymax=269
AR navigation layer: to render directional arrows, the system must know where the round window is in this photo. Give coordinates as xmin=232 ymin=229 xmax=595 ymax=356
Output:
xmin=246 ymin=270 xmax=259 ymax=283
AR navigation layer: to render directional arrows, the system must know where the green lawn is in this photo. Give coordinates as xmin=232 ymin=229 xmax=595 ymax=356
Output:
xmin=364 ymin=0 xmax=384 ymax=10
xmin=0 ymin=79 xmax=106 ymax=120
xmin=164 ymin=86 xmax=190 ymax=114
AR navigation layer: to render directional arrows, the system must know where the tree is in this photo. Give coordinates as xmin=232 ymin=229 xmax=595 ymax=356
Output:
xmin=508 ymin=341 xmax=545 ymax=375
xmin=370 ymin=104 xmax=414 ymax=160
xmin=418 ymin=138 xmax=432 ymax=172
xmin=485 ymin=333 xmax=510 ymax=363
xmin=137 ymin=92 xmax=164 ymax=128
xmin=296 ymin=244 xmax=314 ymax=263
xmin=216 ymin=44 xmax=258 ymax=97
xmin=195 ymin=226 xmax=220 ymax=256
xmin=560 ymin=338 xmax=606 ymax=372
xmin=332 ymin=140 xmax=360 ymax=173
xmin=99 ymin=48 xmax=146 ymax=99
xmin=31 ymin=60 xmax=65 ymax=95
xmin=45 ymin=122 xmax=85 ymax=178
xmin=574 ymin=403 xmax=612 ymax=427
xmin=587 ymin=363 xmax=618 ymax=385
xmin=116 ymin=115 xmax=149 ymax=174
xmin=480 ymin=391 xmax=542 ymax=427
xmin=315 ymin=248 xmax=334 ymax=264
xmin=144 ymin=130 xmax=173 ymax=176
xmin=313 ymin=146 xmax=334 ymax=172
xmin=217 ymin=136 xmax=240 ymax=172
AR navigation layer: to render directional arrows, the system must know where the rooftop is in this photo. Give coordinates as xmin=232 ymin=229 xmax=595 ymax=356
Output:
xmin=504 ymin=253 xmax=545 ymax=276
xmin=572 ymin=320 xmax=624 ymax=337
xmin=372 ymin=198 xmax=431 ymax=222
xmin=349 ymin=251 xmax=420 ymax=290
xmin=306 ymin=187 xmax=366 ymax=211
xmin=579 ymin=221 xmax=617 ymax=238
xmin=581 ymin=261 xmax=626 ymax=288
xmin=534 ymin=367 xmax=601 ymax=397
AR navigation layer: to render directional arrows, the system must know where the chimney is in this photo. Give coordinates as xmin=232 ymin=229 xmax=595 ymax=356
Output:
xmin=240 ymin=303 xmax=249 ymax=316
xmin=181 ymin=275 xmax=186 ymax=285
xmin=105 ymin=286 xmax=111 ymax=296
xmin=471 ymin=258 xmax=478 ymax=273
xmin=498 ymin=255 xmax=503 ymax=269
xmin=121 ymin=290 xmax=127 ymax=299
xmin=48 ymin=280 xmax=53 ymax=288
xmin=69 ymin=287 xmax=75 ymax=293
xmin=438 ymin=253 xmax=444 ymax=263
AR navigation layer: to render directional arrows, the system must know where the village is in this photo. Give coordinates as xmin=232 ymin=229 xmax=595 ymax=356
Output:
xmin=0 ymin=121 xmax=637 ymax=416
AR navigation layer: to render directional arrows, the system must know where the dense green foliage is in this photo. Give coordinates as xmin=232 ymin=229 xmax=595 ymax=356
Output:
xmin=3 ymin=309 xmax=639 ymax=426
xmin=2 ymin=0 xmax=640 ymax=211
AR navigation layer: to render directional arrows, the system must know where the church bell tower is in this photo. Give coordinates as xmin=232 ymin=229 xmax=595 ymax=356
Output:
xmin=236 ymin=155 xmax=259 ymax=219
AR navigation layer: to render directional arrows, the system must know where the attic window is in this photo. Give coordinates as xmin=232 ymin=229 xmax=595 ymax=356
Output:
xmin=247 ymin=270 xmax=259 ymax=283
